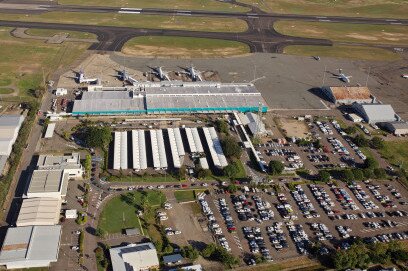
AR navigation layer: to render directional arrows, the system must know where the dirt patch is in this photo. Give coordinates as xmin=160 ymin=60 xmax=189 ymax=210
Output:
xmin=346 ymin=33 xmax=379 ymax=41
xmin=278 ymin=117 xmax=309 ymax=138
xmin=122 ymin=45 xmax=248 ymax=58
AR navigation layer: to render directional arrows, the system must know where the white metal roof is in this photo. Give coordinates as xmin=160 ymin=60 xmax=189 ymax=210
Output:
xmin=109 ymin=242 xmax=159 ymax=271
xmin=156 ymin=129 xmax=168 ymax=169
xmin=203 ymin=127 xmax=221 ymax=168
xmin=132 ymin=130 xmax=140 ymax=170
xmin=208 ymin=127 xmax=228 ymax=168
xmin=173 ymin=128 xmax=185 ymax=156
xmin=138 ymin=130 xmax=147 ymax=170
xmin=44 ymin=123 xmax=56 ymax=139
xmin=120 ymin=131 xmax=128 ymax=169
xmin=191 ymin=127 xmax=204 ymax=153
xmin=167 ymin=128 xmax=181 ymax=168
xmin=150 ymin=130 xmax=160 ymax=169
xmin=199 ymin=157 xmax=209 ymax=170
xmin=113 ymin=132 xmax=121 ymax=170
xmin=16 ymin=198 xmax=61 ymax=227
xmin=185 ymin=128 xmax=197 ymax=153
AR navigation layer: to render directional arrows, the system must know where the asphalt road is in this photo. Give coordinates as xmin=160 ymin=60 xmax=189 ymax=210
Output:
xmin=0 ymin=0 xmax=407 ymax=52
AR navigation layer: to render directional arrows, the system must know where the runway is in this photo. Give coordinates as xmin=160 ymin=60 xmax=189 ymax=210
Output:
xmin=0 ymin=0 xmax=406 ymax=52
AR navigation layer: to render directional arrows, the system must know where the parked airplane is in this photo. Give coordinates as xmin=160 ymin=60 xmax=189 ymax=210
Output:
xmin=118 ymin=69 xmax=138 ymax=86
xmin=177 ymin=66 xmax=203 ymax=81
xmin=402 ymin=74 xmax=408 ymax=79
xmin=337 ymin=69 xmax=352 ymax=83
xmin=76 ymin=69 xmax=98 ymax=84
xmin=146 ymin=66 xmax=170 ymax=81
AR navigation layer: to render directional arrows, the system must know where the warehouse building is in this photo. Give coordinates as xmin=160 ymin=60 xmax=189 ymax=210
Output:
xmin=36 ymin=153 xmax=83 ymax=178
xmin=381 ymin=121 xmax=408 ymax=136
xmin=109 ymin=242 xmax=159 ymax=271
xmin=72 ymin=82 xmax=268 ymax=116
xmin=321 ymin=86 xmax=373 ymax=104
xmin=0 ymin=114 xmax=25 ymax=175
xmin=237 ymin=112 xmax=268 ymax=136
xmin=352 ymin=103 xmax=397 ymax=124
xmin=26 ymin=169 xmax=69 ymax=199
xmin=16 ymin=197 xmax=61 ymax=226
xmin=0 ymin=225 xmax=61 ymax=269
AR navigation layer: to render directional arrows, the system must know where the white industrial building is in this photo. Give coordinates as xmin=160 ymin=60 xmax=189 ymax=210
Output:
xmin=173 ymin=128 xmax=185 ymax=156
xmin=199 ymin=157 xmax=209 ymax=170
xmin=0 ymin=114 xmax=25 ymax=175
xmin=109 ymin=242 xmax=159 ymax=271
xmin=185 ymin=128 xmax=197 ymax=153
xmin=202 ymin=127 xmax=228 ymax=168
xmin=44 ymin=123 xmax=56 ymax=139
xmin=16 ymin=198 xmax=61 ymax=226
xmin=156 ymin=129 xmax=168 ymax=170
xmin=36 ymin=153 xmax=83 ymax=178
xmin=238 ymin=112 xmax=268 ymax=136
xmin=131 ymin=130 xmax=147 ymax=171
xmin=352 ymin=103 xmax=397 ymax=124
xmin=113 ymin=131 xmax=121 ymax=170
xmin=191 ymin=127 xmax=204 ymax=153
xmin=381 ymin=121 xmax=408 ymax=136
xmin=26 ymin=170 xmax=69 ymax=199
xmin=0 ymin=225 xmax=61 ymax=269
xmin=167 ymin=128 xmax=182 ymax=168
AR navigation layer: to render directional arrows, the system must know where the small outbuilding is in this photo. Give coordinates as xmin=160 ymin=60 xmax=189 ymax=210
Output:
xmin=65 ymin=209 xmax=78 ymax=219
xmin=381 ymin=121 xmax=408 ymax=136
xmin=163 ymin=254 xmax=183 ymax=266
xmin=54 ymin=88 xmax=67 ymax=96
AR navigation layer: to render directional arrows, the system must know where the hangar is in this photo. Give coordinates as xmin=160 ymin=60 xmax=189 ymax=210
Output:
xmin=72 ymin=82 xmax=268 ymax=116
xmin=321 ymin=86 xmax=373 ymax=105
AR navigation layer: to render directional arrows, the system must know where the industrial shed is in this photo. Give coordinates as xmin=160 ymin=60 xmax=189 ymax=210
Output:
xmin=0 ymin=225 xmax=61 ymax=269
xmin=36 ymin=153 xmax=83 ymax=178
xmin=0 ymin=115 xmax=25 ymax=174
xmin=16 ymin=198 xmax=61 ymax=226
xmin=381 ymin=121 xmax=408 ymax=136
xmin=26 ymin=170 xmax=69 ymax=199
xmin=352 ymin=103 xmax=397 ymax=124
xmin=109 ymin=242 xmax=159 ymax=271
xmin=321 ymin=86 xmax=373 ymax=104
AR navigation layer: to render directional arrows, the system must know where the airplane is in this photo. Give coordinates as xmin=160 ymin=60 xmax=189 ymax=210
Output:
xmin=146 ymin=66 xmax=170 ymax=81
xmin=402 ymin=74 xmax=408 ymax=79
xmin=118 ymin=69 xmax=138 ymax=86
xmin=76 ymin=69 xmax=98 ymax=84
xmin=336 ymin=69 xmax=352 ymax=83
xmin=177 ymin=66 xmax=203 ymax=81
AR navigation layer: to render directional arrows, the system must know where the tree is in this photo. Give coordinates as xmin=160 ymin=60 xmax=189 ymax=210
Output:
xmin=353 ymin=134 xmax=369 ymax=147
xmin=364 ymin=157 xmax=379 ymax=169
xmin=95 ymin=227 xmax=107 ymax=238
xmin=197 ymin=168 xmax=211 ymax=179
xmin=351 ymin=168 xmax=364 ymax=181
xmin=201 ymin=243 xmax=216 ymax=258
xmin=83 ymin=126 xmax=112 ymax=149
xmin=317 ymin=170 xmax=331 ymax=182
xmin=268 ymin=160 xmax=284 ymax=175
xmin=344 ymin=126 xmax=357 ymax=135
xmin=181 ymin=245 xmax=199 ymax=261
xmin=226 ymin=184 xmax=238 ymax=194
xmin=373 ymin=168 xmax=387 ymax=179
xmin=313 ymin=139 xmax=322 ymax=149
xmin=221 ymin=136 xmax=242 ymax=159
xmin=82 ymin=154 xmax=92 ymax=178
xmin=223 ymin=162 xmax=241 ymax=179
xmin=339 ymin=169 xmax=354 ymax=182
xmin=363 ymin=168 xmax=374 ymax=179
xmin=370 ymin=136 xmax=384 ymax=149
xmin=215 ymin=119 xmax=229 ymax=134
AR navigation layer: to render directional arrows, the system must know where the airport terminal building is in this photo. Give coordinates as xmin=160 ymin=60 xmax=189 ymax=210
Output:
xmin=72 ymin=82 xmax=268 ymax=116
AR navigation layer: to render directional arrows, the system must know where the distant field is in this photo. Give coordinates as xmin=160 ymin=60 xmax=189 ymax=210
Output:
xmin=379 ymin=140 xmax=408 ymax=170
xmin=283 ymin=45 xmax=401 ymax=61
xmin=0 ymin=12 xmax=247 ymax=33
xmin=242 ymin=0 xmax=408 ymax=19
xmin=59 ymin=0 xmax=249 ymax=12
xmin=0 ymin=88 xmax=14 ymax=94
xmin=274 ymin=21 xmax=408 ymax=46
xmin=26 ymin=28 xmax=97 ymax=39
xmin=122 ymin=36 xmax=249 ymax=58
xmin=0 ymin=27 xmax=88 ymax=98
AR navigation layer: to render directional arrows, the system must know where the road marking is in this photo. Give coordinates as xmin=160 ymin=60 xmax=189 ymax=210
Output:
xmin=390 ymin=22 xmax=402 ymax=25
xmin=176 ymin=13 xmax=191 ymax=16
xmin=318 ymin=19 xmax=331 ymax=22
xmin=248 ymin=16 xmax=259 ymax=19
xmin=316 ymin=16 xmax=327 ymax=19
xmin=120 ymin=7 xmax=142 ymax=11
xmin=177 ymin=10 xmax=191 ymax=13
xmin=118 ymin=10 xmax=140 ymax=14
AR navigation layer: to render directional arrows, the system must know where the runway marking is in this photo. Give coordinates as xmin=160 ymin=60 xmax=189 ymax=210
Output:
xmin=176 ymin=13 xmax=191 ymax=16
xmin=120 ymin=7 xmax=142 ymax=11
xmin=118 ymin=11 xmax=141 ymax=14
xmin=316 ymin=16 xmax=327 ymax=19
xmin=390 ymin=22 xmax=402 ymax=25
xmin=319 ymin=19 xmax=331 ymax=22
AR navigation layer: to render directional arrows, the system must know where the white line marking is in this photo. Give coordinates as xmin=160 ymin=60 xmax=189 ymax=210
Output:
xmin=118 ymin=11 xmax=140 ymax=14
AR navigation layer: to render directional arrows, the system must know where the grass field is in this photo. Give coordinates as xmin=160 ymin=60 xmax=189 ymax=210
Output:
xmin=107 ymin=174 xmax=179 ymax=182
xmin=274 ymin=21 xmax=408 ymax=46
xmin=122 ymin=36 xmax=249 ymax=58
xmin=26 ymin=28 xmax=97 ymax=39
xmin=59 ymin=0 xmax=249 ymax=12
xmin=379 ymin=140 xmax=408 ymax=170
xmin=1 ymin=12 xmax=247 ymax=33
xmin=283 ymin=45 xmax=401 ymax=61
xmin=98 ymin=191 xmax=166 ymax=233
xmin=0 ymin=27 xmax=88 ymax=98
xmin=174 ymin=189 xmax=206 ymax=202
xmin=241 ymin=0 xmax=408 ymax=19
xmin=0 ymin=88 xmax=14 ymax=94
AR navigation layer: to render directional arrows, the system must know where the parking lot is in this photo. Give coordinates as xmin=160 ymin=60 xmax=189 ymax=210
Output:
xmin=195 ymin=179 xmax=408 ymax=265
